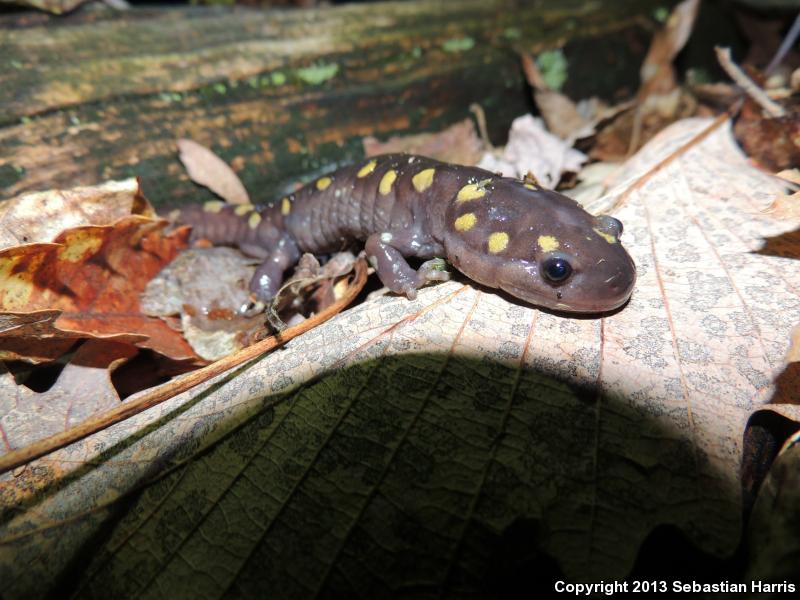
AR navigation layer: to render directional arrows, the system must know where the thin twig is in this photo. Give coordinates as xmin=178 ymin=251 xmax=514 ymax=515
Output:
xmin=469 ymin=103 xmax=493 ymax=151
xmin=0 ymin=258 xmax=368 ymax=475
xmin=715 ymin=46 xmax=785 ymax=118
xmin=765 ymin=12 xmax=800 ymax=76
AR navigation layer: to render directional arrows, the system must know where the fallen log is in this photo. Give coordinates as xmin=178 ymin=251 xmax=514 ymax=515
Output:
xmin=0 ymin=1 xmax=661 ymax=207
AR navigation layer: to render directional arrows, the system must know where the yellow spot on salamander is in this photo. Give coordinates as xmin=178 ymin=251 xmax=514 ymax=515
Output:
xmin=456 ymin=178 xmax=492 ymax=202
xmin=537 ymin=235 xmax=560 ymax=252
xmin=357 ymin=160 xmax=377 ymax=178
xmin=248 ymin=212 xmax=262 ymax=229
xmin=524 ymin=183 xmax=537 ymax=191
xmin=234 ymin=203 xmax=254 ymax=216
xmin=281 ymin=197 xmax=291 ymax=216
xmin=379 ymin=170 xmax=397 ymax=196
xmin=454 ymin=212 xmax=477 ymax=232
xmin=316 ymin=177 xmax=332 ymax=191
xmin=203 ymin=200 xmax=225 ymax=213
xmin=487 ymin=232 xmax=509 ymax=254
xmin=593 ymin=228 xmax=618 ymax=244
xmin=412 ymin=168 xmax=435 ymax=193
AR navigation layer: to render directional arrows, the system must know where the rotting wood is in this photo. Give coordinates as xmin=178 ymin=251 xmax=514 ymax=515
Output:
xmin=0 ymin=1 xmax=666 ymax=207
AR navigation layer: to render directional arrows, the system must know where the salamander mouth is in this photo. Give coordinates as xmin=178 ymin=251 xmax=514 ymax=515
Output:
xmin=499 ymin=281 xmax=633 ymax=314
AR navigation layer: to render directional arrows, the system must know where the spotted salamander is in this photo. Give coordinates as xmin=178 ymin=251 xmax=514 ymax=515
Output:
xmin=173 ymin=154 xmax=636 ymax=313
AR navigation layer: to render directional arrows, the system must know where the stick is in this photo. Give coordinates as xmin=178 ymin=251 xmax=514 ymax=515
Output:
xmin=0 ymin=258 xmax=368 ymax=475
xmin=765 ymin=12 xmax=800 ymax=76
xmin=715 ymin=46 xmax=785 ymax=118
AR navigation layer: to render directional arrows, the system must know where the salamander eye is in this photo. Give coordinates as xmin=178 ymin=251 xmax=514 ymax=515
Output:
xmin=542 ymin=257 xmax=572 ymax=283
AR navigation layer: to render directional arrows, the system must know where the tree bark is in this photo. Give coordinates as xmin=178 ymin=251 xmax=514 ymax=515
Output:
xmin=0 ymin=1 xmax=662 ymax=207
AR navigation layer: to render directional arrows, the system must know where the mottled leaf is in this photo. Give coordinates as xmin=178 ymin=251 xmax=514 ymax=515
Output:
xmin=0 ymin=340 xmax=136 ymax=474
xmin=0 ymin=201 xmax=197 ymax=362
xmin=1 ymin=119 xmax=798 ymax=597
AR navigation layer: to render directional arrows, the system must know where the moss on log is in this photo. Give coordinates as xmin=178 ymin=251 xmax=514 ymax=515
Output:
xmin=0 ymin=1 xmax=664 ymax=207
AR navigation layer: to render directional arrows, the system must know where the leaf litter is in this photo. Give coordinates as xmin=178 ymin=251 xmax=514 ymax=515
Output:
xmin=477 ymin=114 xmax=587 ymax=188
xmin=1 ymin=118 xmax=798 ymax=596
xmin=363 ymin=117 xmax=484 ymax=166
xmin=0 ymin=208 xmax=197 ymax=363
xmin=1 ymin=340 xmax=136 ymax=471
xmin=0 ymin=178 xmax=213 ymax=487
xmin=592 ymin=0 xmax=701 ymax=161
xmin=3 ymin=1 xmax=800 ymax=591
xmin=141 ymin=247 xmax=262 ymax=361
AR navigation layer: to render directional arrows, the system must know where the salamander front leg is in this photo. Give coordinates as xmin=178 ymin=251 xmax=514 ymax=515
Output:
xmin=365 ymin=232 xmax=449 ymax=300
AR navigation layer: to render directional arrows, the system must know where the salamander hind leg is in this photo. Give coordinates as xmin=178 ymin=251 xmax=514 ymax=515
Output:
xmin=248 ymin=236 xmax=300 ymax=303
xmin=365 ymin=232 xmax=449 ymax=300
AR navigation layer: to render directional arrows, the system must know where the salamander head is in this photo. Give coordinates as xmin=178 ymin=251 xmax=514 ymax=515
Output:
xmin=443 ymin=179 xmax=636 ymax=313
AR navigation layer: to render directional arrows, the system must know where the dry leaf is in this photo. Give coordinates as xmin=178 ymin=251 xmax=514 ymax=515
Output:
xmin=0 ymin=211 xmax=197 ymax=362
xmin=761 ymin=170 xmax=800 ymax=251
xmin=639 ymin=0 xmax=699 ymax=99
xmin=0 ymin=178 xmax=153 ymax=249
xmin=0 ymin=340 xmax=136 ymax=468
xmin=0 ymin=331 xmax=76 ymax=363
xmin=593 ymin=0 xmax=700 ymax=160
xmin=776 ymin=169 xmax=800 ymax=185
xmin=363 ymin=119 xmax=483 ymax=166
xmin=768 ymin=190 xmax=800 ymax=221
xmin=0 ymin=0 xmax=87 ymax=14
xmin=0 ymin=181 xmax=196 ymax=363
xmin=519 ymin=50 xmax=635 ymax=148
xmin=142 ymin=247 xmax=256 ymax=318
xmin=142 ymin=247 xmax=260 ymax=361
xmin=478 ymin=114 xmax=586 ymax=187
xmin=142 ymin=247 xmax=358 ymax=359
xmin=520 ymin=51 xmax=594 ymax=140
xmin=787 ymin=324 xmax=800 ymax=363
xmin=1 ymin=118 xmax=799 ymax=596
xmin=177 ymin=139 xmax=251 ymax=205
xmin=565 ymin=161 xmax=623 ymax=205
xmin=734 ymin=101 xmax=800 ymax=172
xmin=746 ymin=431 xmax=800 ymax=583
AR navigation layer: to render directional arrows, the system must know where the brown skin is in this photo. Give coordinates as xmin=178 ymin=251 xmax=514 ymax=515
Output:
xmin=176 ymin=155 xmax=636 ymax=313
